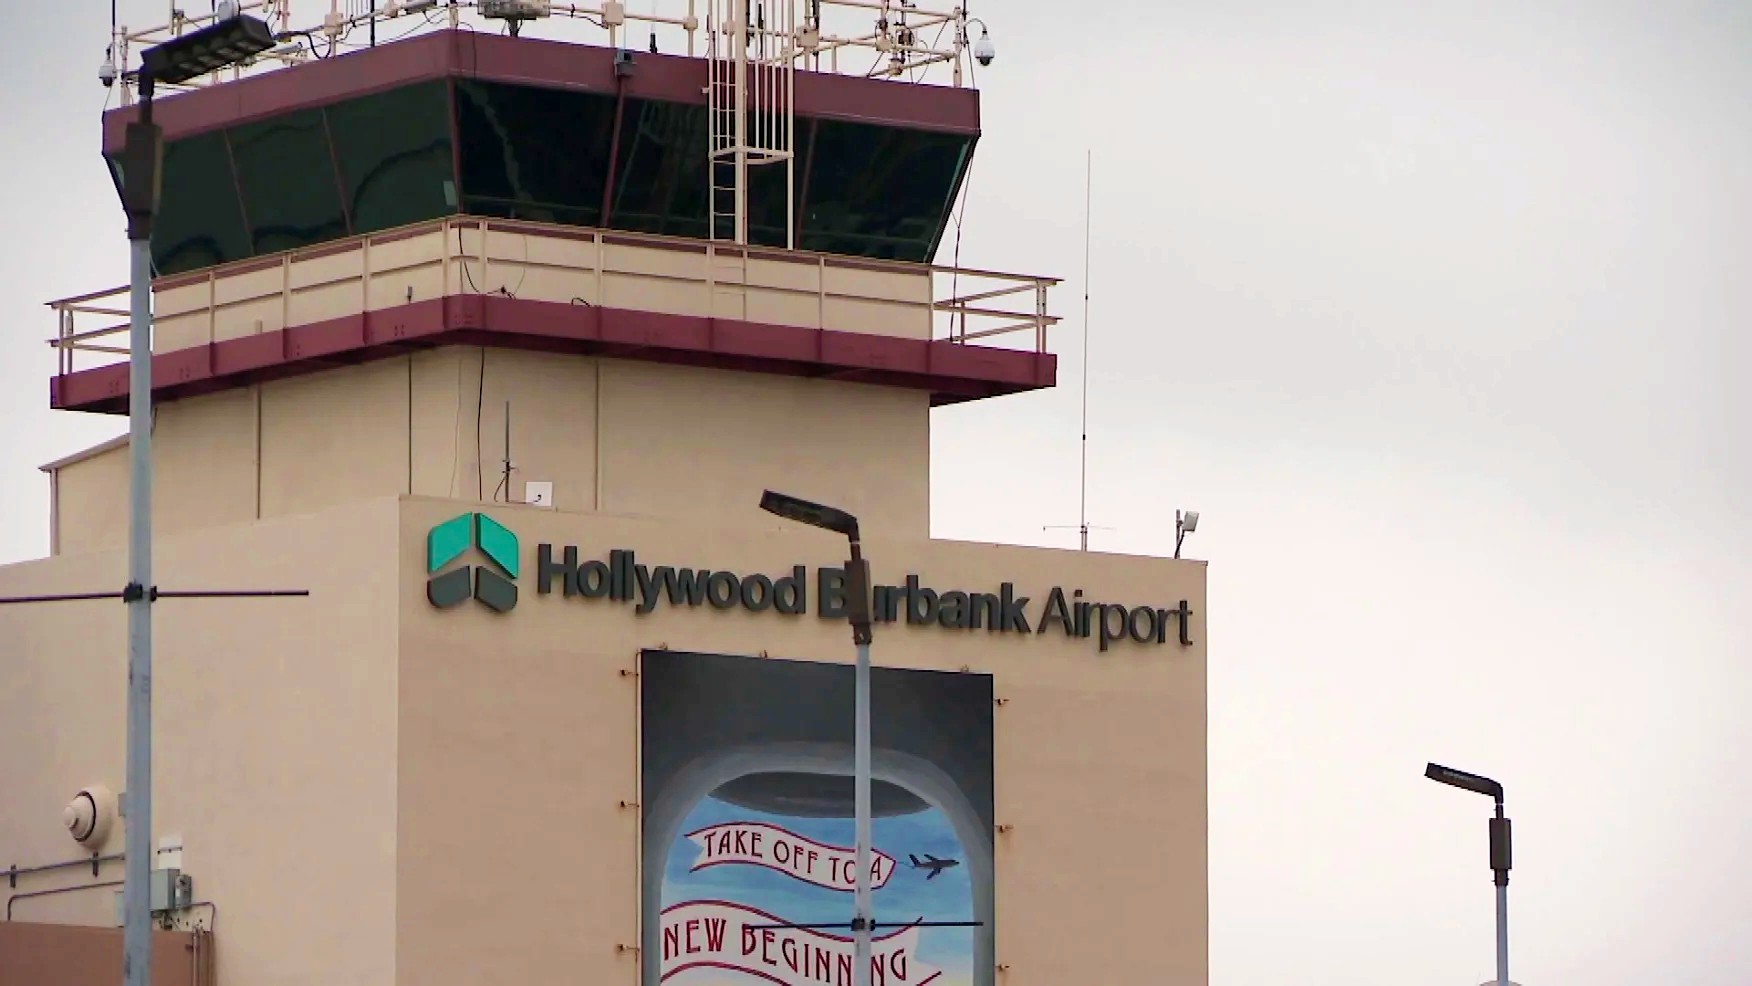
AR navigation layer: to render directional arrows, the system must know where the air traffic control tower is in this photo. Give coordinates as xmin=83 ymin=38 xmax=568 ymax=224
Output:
xmin=0 ymin=5 xmax=1208 ymax=986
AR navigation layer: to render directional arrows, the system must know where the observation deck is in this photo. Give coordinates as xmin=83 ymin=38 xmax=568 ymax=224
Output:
xmin=51 ymin=27 xmax=1058 ymax=414
xmin=50 ymin=214 xmax=1057 ymax=413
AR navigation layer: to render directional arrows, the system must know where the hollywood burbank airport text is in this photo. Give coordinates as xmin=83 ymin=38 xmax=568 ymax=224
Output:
xmin=536 ymin=545 xmax=1194 ymax=651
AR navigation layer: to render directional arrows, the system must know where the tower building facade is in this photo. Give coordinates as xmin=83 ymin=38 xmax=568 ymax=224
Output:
xmin=0 ymin=7 xmax=1207 ymax=985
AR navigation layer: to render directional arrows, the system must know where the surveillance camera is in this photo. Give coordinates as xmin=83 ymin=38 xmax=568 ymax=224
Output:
xmin=99 ymin=58 xmax=117 ymax=88
xmin=973 ymin=28 xmax=995 ymax=66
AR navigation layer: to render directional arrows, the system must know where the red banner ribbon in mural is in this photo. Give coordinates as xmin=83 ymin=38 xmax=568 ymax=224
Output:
xmin=660 ymin=900 xmax=942 ymax=986
xmin=686 ymin=822 xmax=897 ymax=892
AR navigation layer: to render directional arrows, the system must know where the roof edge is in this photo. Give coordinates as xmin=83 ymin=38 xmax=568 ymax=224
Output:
xmin=101 ymin=29 xmax=981 ymax=154
xmin=39 ymin=434 xmax=128 ymax=473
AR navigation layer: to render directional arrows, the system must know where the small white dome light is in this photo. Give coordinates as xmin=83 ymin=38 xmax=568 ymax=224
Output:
xmin=973 ymin=26 xmax=995 ymax=66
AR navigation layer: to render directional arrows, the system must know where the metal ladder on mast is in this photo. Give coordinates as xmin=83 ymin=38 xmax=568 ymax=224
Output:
xmin=707 ymin=0 xmax=796 ymax=249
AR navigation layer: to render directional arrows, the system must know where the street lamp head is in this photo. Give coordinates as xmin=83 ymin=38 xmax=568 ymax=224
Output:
xmin=141 ymin=12 xmax=275 ymax=85
xmin=1425 ymin=762 xmax=1504 ymax=804
xmin=762 ymin=490 xmax=873 ymax=644
xmin=760 ymin=490 xmax=861 ymax=541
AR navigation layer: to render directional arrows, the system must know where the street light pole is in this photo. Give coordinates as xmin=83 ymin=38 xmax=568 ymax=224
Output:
xmin=1424 ymin=762 xmax=1513 ymax=986
xmin=849 ymin=538 xmax=874 ymax=986
xmin=119 ymin=69 xmax=161 ymax=986
xmin=117 ymin=15 xmax=276 ymax=986
xmin=758 ymin=490 xmax=874 ymax=986
xmin=1492 ymin=799 xmax=1511 ymax=986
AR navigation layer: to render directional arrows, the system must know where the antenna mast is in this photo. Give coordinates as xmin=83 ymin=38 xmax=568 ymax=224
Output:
xmin=500 ymin=400 xmax=513 ymax=502
xmin=1077 ymin=148 xmax=1091 ymax=551
xmin=1044 ymin=150 xmax=1106 ymax=550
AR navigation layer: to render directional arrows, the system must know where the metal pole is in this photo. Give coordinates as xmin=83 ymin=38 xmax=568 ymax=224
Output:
xmin=1078 ymin=148 xmax=1090 ymax=553
xmin=841 ymin=536 xmax=874 ymax=986
xmin=123 ymin=234 xmax=155 ymax=986
xmin=732 ymin=0 xmax=749 ymax=244
xmin=1491 ymin=802 xmax=1512 ymax=986
xmin=122 ymin=74 xmax=160 ymax=986
xmin=1425 ymin=763 xmax=1512 ymax=986
xmin=853 ymin=637 xmax=872 ymax=986
xmin=759 ymin=491 xmax=874 ymax=986
xmin=1495 ymin=883 xmax=1509 ymax=986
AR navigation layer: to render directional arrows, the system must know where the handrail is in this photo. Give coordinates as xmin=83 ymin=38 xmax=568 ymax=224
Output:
xmin=47 ymin=216 xmax=1058 ymax=378
xmin=6 ymin=852 xmax=123 ymax=888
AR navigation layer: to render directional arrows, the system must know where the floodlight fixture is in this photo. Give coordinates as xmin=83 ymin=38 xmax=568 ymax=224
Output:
xmin=760 ymin=490 xmax=862 ymax=542
xmin=139 ymin=12 xmax=275 ymax=86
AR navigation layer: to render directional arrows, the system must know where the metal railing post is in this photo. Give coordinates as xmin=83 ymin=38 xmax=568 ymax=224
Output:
xmin=1036 ymin=281 xmax=1047 ymax=352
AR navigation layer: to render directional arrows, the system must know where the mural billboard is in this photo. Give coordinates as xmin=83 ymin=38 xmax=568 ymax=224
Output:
xmin=640 ymin=650 xmax=995 ymax=986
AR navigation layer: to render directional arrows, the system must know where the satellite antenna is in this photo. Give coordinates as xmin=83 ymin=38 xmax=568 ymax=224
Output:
xmin=1043 ymin=150 xmax=1109 ymax=550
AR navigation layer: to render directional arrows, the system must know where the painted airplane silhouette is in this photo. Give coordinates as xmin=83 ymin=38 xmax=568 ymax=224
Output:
xmin=908 ymin=854 xmax=960 ymax=880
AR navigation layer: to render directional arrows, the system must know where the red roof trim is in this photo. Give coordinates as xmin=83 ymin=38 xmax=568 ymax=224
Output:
xmin=48 ymin=296 xmax=1054 ymax=414
xmin=101 ymin=30 xmax=980 ymax=154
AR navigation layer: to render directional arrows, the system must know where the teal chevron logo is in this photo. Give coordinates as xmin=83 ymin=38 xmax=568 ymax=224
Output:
xmin=427 ymin=513 xmax=519 ymax=613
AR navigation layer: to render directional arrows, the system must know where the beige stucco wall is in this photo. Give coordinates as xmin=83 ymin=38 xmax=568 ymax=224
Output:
xmin=52 ymin=441 xmax=130 ymax=556
xmin=395 ymin=497 xmax=1208 ymax=986
xmin=1 ymin=494 xmax=1205 ymax=985
xmin=48 ymin=349 xmax=931 ymax=556
xmin=0 ymin=499 xmax=402 ymax=986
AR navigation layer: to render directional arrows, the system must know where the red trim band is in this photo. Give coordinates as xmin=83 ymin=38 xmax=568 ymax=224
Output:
xmin=102 ymin=31 xmax=980 ymax=154
xmin=48 ymin=295 xmax=1055 ymax=413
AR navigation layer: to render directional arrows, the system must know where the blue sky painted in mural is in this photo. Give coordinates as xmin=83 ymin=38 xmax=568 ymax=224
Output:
xmin=665 ymin=794 xmax=975 ymax=980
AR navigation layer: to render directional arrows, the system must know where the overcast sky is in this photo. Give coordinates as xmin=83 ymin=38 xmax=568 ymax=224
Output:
xmin=2 ymin=2 xmax=1749 ymax=983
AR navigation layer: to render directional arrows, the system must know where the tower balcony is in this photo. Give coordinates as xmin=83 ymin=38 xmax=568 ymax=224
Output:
xmin=47 ymin=214 xmax=1058 ymax=414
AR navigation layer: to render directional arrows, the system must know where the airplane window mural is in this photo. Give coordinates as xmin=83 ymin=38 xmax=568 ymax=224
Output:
xmin=641 ymin=651 xmax=995 ymax=986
